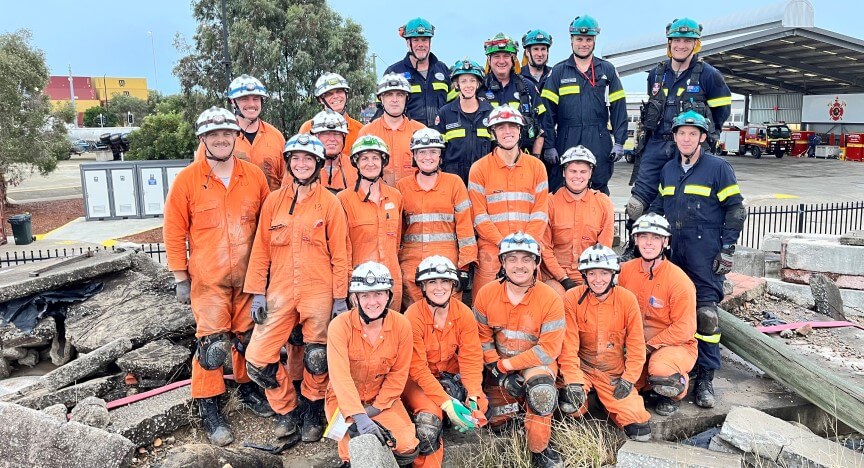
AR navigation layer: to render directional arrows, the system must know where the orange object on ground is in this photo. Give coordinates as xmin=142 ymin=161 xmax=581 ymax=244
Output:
xmin=358 ymin=118 xmax=426 ymax=186
xmin=194 ymin=121 xmax=286 ymax=191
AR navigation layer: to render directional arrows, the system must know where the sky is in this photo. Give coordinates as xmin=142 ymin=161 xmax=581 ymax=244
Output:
xmin=1 ymin=0 xmax=860 ymax=96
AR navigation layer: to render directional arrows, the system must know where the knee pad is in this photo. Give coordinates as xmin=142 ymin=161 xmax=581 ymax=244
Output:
xmin=232 ymin=329 xmax=252 ymax=356
xmin=288 ymin=324 xmax=305 ymax=346
xmin=393 ymin=446 xmax=420 ymax=466
xmin=503 ymin=373 xmax=526 ymax=398
xmin=303 ymin=343 xmax=328 ymax=376
xmin=696 ymin=305 xmax=720 ymax=335
xmin=624 ymin=422 xmax=652 ymax=441
xmin=648 ymin=373 xmax=686 ymax=398
xmin=196 ymin=333 xmax=230 ymax=370
xmin=437 ymin=372 xmax=467 ymax=403
xmin=525 ymin=374 xmax=557 ymax=416
xmin=246 ymin=361 xmax=280 ymax=389
xmin=414 ymin=412 xmax=442 ymax=455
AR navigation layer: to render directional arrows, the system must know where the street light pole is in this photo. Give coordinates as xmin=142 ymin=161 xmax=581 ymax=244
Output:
xmin=220 ymin=0 xmax=232 ymax=105
xmin=147 ymin=31 xmax=159 ymax=93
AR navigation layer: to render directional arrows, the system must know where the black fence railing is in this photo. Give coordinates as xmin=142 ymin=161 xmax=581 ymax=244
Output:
xmin=0 ymin=243 xmax=169 ymax=268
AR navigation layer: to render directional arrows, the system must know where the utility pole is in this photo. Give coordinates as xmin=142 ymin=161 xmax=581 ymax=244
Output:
xmin=220 ymin=0 xmax=232 ymax=106
xmin=148 ymin=31 xmax=159 ymax=92
xmin=372 ymin=53 xmax=378 ymax=79
xmin=68 ymin=64 xmax=78 ymax=127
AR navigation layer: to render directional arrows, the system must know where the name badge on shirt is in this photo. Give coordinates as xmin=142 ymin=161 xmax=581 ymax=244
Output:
xmin=384 ymin=202 xmax=395 ymax=211
xmin=686 ymin=85 xmax=701 ymax=93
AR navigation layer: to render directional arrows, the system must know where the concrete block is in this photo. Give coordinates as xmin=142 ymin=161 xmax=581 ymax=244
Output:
xmin=765 ymin=278 xmax=864 ymax=318
xmin=708 ymin=435 xmax=739 ymax=454
xmin=152 ymin=443 xmax=283 ymax=468
xmin=783 ymin=238 xmax=864 ymax=276
xmin=106 ymin=384 xmax=192 ymax=447
xmin=13 ymin=375 xmax=116 ymax=410
xmin=0 ymin=316 xmax=56 ymax=349
xmin=731 ymin=246 xmax=765 ymax=277
xmin=116 ymin=339 xmax=190 ymax=380
xmin=70 ymin=396 xmax=110 ymax=429
xmin=810 ymin=274 xmax=847 ymax=320
xmin=616 ymin=440 xmax=743 ymax=467
xmin=42 ymin=403 xmax=68 ymax=421
xmin=721 ymin=274 xmax=766 ymax=310
xmin=761 ymin=233 xmax=838 ymax=253
xmin=840 ymin=230 xmax=864 ymax=246
xmin=764 ymin=253 xmax=781 ymax=279
xmin=781 ymin=268 xmax=864 ymax=291
xmin=349 ymin=433 xmax=398 ymax=468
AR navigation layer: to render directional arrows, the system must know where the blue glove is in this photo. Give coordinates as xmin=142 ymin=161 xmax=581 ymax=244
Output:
xmin=251 ymin=294 xmax=267 ymax=324
xmin=352 ymin=413 xmax=384 ymax=442
xmin=331 ymin=298 xmax=349 ymax=318
xmin=175 ymin=279 xmax=191 ymax=305
xmin=610 ymin=143 xmax=625 ymax=162
xmin=542 ymin=148 xmax=559 ymax=165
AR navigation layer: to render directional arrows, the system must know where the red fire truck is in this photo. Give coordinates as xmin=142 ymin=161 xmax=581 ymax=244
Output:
xmin=742 ymin=122 xmax=792 ymax=159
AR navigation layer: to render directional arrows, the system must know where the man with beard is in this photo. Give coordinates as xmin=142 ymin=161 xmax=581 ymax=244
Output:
xmin=520 ymin=29 xmax=553 ymax=91
xmin=300 ymin=72 xmax=363 ymax=152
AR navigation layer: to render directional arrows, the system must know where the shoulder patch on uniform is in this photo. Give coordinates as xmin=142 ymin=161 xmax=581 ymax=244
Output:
xmin=686 ymin=85 xmax=701 ymax=93
xmin=435 ymin=72 xmax=445 ymax=80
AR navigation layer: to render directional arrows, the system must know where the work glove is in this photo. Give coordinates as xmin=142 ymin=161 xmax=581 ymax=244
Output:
xmin=483 ymin=361 xmax=508 ymax=388
xmin=558 ymin=383 xmax=587 ymax=415
xmin=712 ymin=246 xmax=735 ymax=275
xmin=441 ymin=398 xmax=475 ymax=433
xmin=560 ymin=277 xmax=578 ymax=291
xmin=175 ymin=279 xmax=191 ymax=305
xmin=458 ymin=268 xmax=471 ymax=292
xmin=611 ymin=378 xmax=634 ymax=400
xmin=610 ymin=143 xmax=625 ymax=162
xmin=467 ymin=396 xmax=488 ymax=426
xmin=352 ymin=413 xmax=384 ymax=443
xmin=331 ymin=298 xmax=349 ymax=318
xmin=542 ymin=148 xmax=560 ymax=165
xmin=364 ymin=405 xmax=382 ymax=418
xmin=251 ymin=294 xmax=268 ymax=324
xmin=625 ymin=196 xmax=645 ymax=222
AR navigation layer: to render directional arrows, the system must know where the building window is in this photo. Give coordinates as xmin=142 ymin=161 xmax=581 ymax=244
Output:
xmin=123 ymin=91 xmax=130 ymax=96
xmin=119 ymin=79 xmax=126 ymax=87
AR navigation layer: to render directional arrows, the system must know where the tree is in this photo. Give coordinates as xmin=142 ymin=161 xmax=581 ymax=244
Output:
xmin=125 ymin=112 xmax=197 ymax=160
xmin=53 ymin=102 xmax=76 ymax=125
xmin=82 ymin=105 xmax=118 ymax=127
xmin=154 ymin=94 xmax=189 ymax=116
xmin=0 ymin=30 xmax=67 ymax=243
xmin=107 ymin=93 xmax=149 ymax=126
xmin=174 ymin=0 xmax=376 ymax=135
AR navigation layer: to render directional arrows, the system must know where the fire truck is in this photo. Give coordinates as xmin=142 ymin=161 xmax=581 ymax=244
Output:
xmin=742 ymin=122 xmax=793 ymax=159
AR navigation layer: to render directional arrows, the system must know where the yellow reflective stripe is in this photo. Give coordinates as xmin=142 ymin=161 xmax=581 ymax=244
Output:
xmin=559 ymin=85 xmax=580 ymax=96
xmin=684 ymin=184 xmax=712 ymax=197
xmin=676 ymin=87 xmax=685 ymax=97
xmin=444 ymin=128 xmax=466 ymax=141
xmin=717 ymin=184 xmax=741 ymax=202
xmin=707 ymin=96 xmax=732 ymax=107
xmin=659 ymin=184 xmax=675 ymax=196
xmin=536 ymin=103 xmax=546 ymax=115
xmin=447 ymin=89 xmax=459 ymax=101
xmin=432 ymin=82 xmax=449 ymax=92
xmin=662 ymin=88 xmax=669 ymax=96
xmin=695 ymin=332 xmax=721 ymax=344
xmin=507 ymin=101 xmax=519 ymax=107
xmin=490 ymin=101 xmax=500 ymax=107
xmin=477 ymin=128 xmax=490 ymax=138
xmin=541 ymin=88 xmax=559 ymax=104
xmin=410 ymin=84 xmax=422 ymax=93
xmin=608 ymin=89 xmax=625 ymax=102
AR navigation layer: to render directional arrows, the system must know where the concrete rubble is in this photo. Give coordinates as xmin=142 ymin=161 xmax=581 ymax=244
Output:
xmin=116 ymin=339 xmax=190 ymax=381
xmin=840 ymin=230 xmax=864 ymax=247
xmin=152 ymin=443 xmax=283 ymax=468
xmin=70 ymin=396 xmax=110 ymax=429
xmin=349 ymin=433 xmax=399 ymax=468
xmin=616 ymin=439 xmax=743 ymax=467
xmin=809 ymin=273 xmax=846 ymax=320
xmin=106 ymin=384 xmax=193 ymax=447
xmin=13 ymin=374 xmax=117 ymax=410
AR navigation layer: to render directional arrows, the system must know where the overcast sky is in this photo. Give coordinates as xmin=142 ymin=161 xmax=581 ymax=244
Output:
xmin=1 ymin=0 xmax=859 ymax=95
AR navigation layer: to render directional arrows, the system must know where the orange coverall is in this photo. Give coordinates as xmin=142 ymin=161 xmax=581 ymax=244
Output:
xmin=326 ymin=309 xmax=420 ymax=463
xmin=194 ymin=121 xmax=286 ymax=191
xmin=541 ymin=188 xmax=615 ymax=294
xmin=164 ymin=157 xmax=270 ymax=399
xmin=402 ymin=298 xmax=486 ymax=467
xmin=618 ymin=259 xmax=698 ymax=400
xmin=243 ymin=184 xmax=350 ymax=414
xmin=467 ymin=150 xmax=549 ymax=301
xmin=318 ymin=151 xmax=358 ymax=194
xmin=337 ymin=185 xmax=404 ymax=310
xmin=396 ymin=172 xmax=477 ymax=305
xmin=473 ymin=280 xmax=565 ymax=454
xmin=558 ymin=285 xmax=651 ymax=428
xmin=358 ymin=117 xmax=426 ymax=186
xmin=299 ymin=113 xmax=363 ymax=157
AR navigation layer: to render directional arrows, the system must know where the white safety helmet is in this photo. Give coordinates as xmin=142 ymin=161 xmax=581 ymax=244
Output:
xmin=632 ymin=213 xmax=672 ymax=238
xmin=560 ymin=145 xmax=596 ymax=168
xmin=350 ymin=135 xmax=390 ymax=168
xmin=310 ymin=109 xmax=349 ymax=135
xmin=283 ymin=133 xmax=326 ymax=162
xmin=349 ymin=261 xmax=395 ymax=293
xmin=227 ymin=74 xmax=268 ymax=100
xmin=498 ymin=231 xmax=541 ymax=263
xmin=314 ymin=72 xmax=351 ymax=98
xmin=415 ymin=255 xmax=459 ymax=284
xmin=195 ymin=107 xmax=241 ymax=137
xmin=410 ymin=128 xmax=446 ymax=152
xmin=577 ymin=244 xmax=620 ymax=272
xmin=485 ymin=104 xmax=526 ymax=128
xmin=377 ymin=73 xmax=412 ymax=96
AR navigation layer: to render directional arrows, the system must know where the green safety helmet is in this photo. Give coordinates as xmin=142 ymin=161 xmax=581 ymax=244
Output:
xmin=569 ymin=15 xmax=601 ymax=36
xmin=400 ymin=17 xmax=435 ymax=38
xmin=672 ymin=110 xmax=709 ymax=133
xmin=484 ymin=33 xmax=519 ymax=55
xmin=350 ymin=135 xmax=390 ymax=168
xmin=450 ymin=58 xmax=485 ymax=81
xmin=522 ymin=29 xmax=552 ymax=48
xmin=666 ymin=17 xmax=702 ymax=38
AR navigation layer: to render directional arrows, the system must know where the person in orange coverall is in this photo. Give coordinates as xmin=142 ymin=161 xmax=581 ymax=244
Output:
xmin=557 ymin=244 xmax=652 ymax=442
xmin=243 ymin=134 xmax=351 ymax=443
xmin=617 ymin=213 xmax=697 ymax=417
xmin=326 ymin=261 xmax=420 ymax=467
xmin=299 ymin=72 xmax=363 ymax=152
xmin=193 ymin=74 xmax=286 ymax=191
xmin=359 ymin=73 xmax=427 ymax=186
xmin=338 ymin=135 xmax=404 ymax=311
xmin=164 ymin=107 xmax=272 ymax=447
xmin=468 ymin=105 xmax=549 ymax=302
xmin=541 ymin=145 xmax=614 ymax=296
xmin=473 ymin=232 xmax=565 ymax=468
xmin=396 ymin=128 xmax=477 ymax=307
xmin=402 ymin=255 xmax=485 ymax=466
xmin=309 ymin=109 xmax=358 ymax=194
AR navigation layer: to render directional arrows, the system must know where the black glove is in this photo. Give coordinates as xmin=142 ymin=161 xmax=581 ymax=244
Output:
xmin=175 ymin=279 xmax=191 ymax=305
xmin=611 ymin=378 xmax=634 ymax=400
xmin=560 ymin=277 xmax=578 ymax=291
xmin=484 ymin=361 xmax=508 ymax=388
xmin=542 ymin=148 xmax=559 ymax=165
xmin=458 ymin=269 xmax=471 ymax=292
xmin=558 ymin=384 xmax=586 ymax=414
xmin=251 ymin=294 xmax=267 ymax=324
xmin=712 ymin=245 xmax=735 ymax=275
xmin=364 ymin=405 xmax=382 ymax=418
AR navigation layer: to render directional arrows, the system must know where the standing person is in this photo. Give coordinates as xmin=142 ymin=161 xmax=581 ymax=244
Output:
xmin=650 ymin=111 xmax=746 ymax=408
xmin=623 ymin=17 xmax=732 ymax=259
xmin=338 ymin=135 xmax=405 ymax=311
xmin=520 ymin=29 xmax=553 ymax=91
xmin=467 ymin=105 xmax=549 ymax=301
xmin=474 ymin=232 xmax=565 ymax=468
xmin=403 ymin=256 xmax=485 ymax=467
xmin=194 ymin=74 xmax=286 ymax=192
xmin=618 ymin=213 xmax=697 ymax=416
xmin=541 ymin=16 xmax=627 ymax=195
xmin=360 ymin=73 xmax=427 ymax=186
xmin=433 ymin=58 xmax=494 ymax=185
xmin=541 ymin=146 xmax=614 ymax=296
xmin=397 ymin=129 xmax=476 ymax=307
xmin=309 ymin=109 xmax=357 ymax=194
xmin=300 ymin=72 xmax=363 ymax=152
xmin=384 ymin=17 xmax=451 ymax=127
xmin=557 ymin=244 xmax=652 ymax=442
xmin=164 ymin=107 xmax=272 ymax=446
xmin=326 ymin=262 xmax=420 ymax=467
xmin=243 ymin=134 xmax=350 ymax=443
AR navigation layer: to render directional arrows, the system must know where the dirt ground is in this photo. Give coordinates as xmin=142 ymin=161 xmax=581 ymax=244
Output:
xmin=3 ymin=199 xmax=84 ymax=236
xmin=119 ymin=227 xmax=163 ymax=245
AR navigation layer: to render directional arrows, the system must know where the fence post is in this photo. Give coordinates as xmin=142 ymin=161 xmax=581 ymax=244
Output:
xmin=796 ymin=203 xmax=806 ymax=233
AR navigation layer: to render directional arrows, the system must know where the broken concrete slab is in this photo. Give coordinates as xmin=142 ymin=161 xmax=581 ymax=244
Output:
xmin=781 ymin=268 xmax=864 ymax=291
xmin=116 ymin=339 xmax=190 ymax=381
xmin=70 ymin=396 xmax=110 ymax=429
xmin=0 ymin=357 xmax=10 ymax=378
xmin=840 ymin=230 xmax=864 ymax=247
xmin=761 ymin=233 xmax=838 ymax=253
xmin=13 ymin=374 xmax=116 ymax=410
xmin=17 ymin=348 xmax=39 ymax=367
xmin=0 ymin=316 xmax=56 ymax=349
xmin=731 ymin=246 xmax=766 ymax=277
xmin=0 ymin=250 xmax=134 ymax=304
xmin=721 ymin=274 xmax=766 ymax=311
xmin=349 ymin=433 xmax=398 ymax=468
xmin=41 ymin=337 xmax=131 ymax=391
xmin=49 ymin=331 xmax=74 ymax=366
xmin=65 ymin=269 xmax=195 ymax=352
xmin=810 ymin=273 xmax=847 ymax=320
xmin=616 ymin=440 xmax=743 ymax=467
xmin=783 ymin=237 xmax=864 ymax=276
xmin=151 ymin=443 xmax=283 ymax=468
xmin=42 ymin=403 xmax=68 ymax=421
xmin=765 ymin=278 xmax=864 ymax=318
xmin=107 ymin=384 xmax=193 ymax=447
xmin=0 ymin=401 xmax=135 ymax=468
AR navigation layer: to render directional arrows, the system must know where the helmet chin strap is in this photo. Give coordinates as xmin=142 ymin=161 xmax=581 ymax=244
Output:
xmin=577 ymin=272 xmax=616 ymax=304
xmin=681 ymin=145 xmax=700 ymax=165
xmin=574 ymin=44 xmax=594 ymax=60
xmin=421 ymin=283 xmax=452 ymax=309
xmin=357 ymin=291 xmax=393 ymax=324
xmin=355 ymin=169 xmax=384 ymax=202
xmin=203 ymin=140 xmax=236 ymax=162
xmin=233 ymin=99 xmax=259 ymax=125
xmin=499 ymin=263 xmax=538 ymax=289
xmin=287 ymin=171 xmax=320 ymax=215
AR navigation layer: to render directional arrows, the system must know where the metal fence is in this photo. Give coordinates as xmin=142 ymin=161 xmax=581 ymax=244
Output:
xmin=0 ymin=243 xmax=169 ymax=269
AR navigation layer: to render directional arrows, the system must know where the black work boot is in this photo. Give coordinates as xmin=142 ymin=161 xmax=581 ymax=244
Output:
xmin=654 ymin=395 xmax=680 ymax=416
xmin=236 ymin=382 xmax=275 ymax=417
xmin=694 ymin=366 xmax=716 ymax=408
xmin=301 ymin=397 xmax=326 ymax=442
xmin=198 ymin=397 xmax=234 ymax=446
xmin=532 ymin=446 xmax=564 ymax=468
xmin=624 ymin=422 xmax=652 ymax=442
xmin=274 ymin=408 xmax=299 ymax=438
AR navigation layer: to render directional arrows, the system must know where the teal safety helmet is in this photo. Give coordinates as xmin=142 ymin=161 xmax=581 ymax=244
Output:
xmin=666 ymin=18 xmax=702 ymax=38
xmin=672 ymin=110 xmax=709 ymax=133
xmin=569 ymin=16 xmax=600 ymax=36
xmin=400 ymin=17 xmax=435 ymax=38
xmin=522 ymin=29 xmax=553 ymax=48
xmin=450 ymin=58 xmax=485 ymax=81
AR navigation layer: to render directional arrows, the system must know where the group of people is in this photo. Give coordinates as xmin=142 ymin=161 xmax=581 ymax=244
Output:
xmin=163 ymin=13 xmax=745 ymax=468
